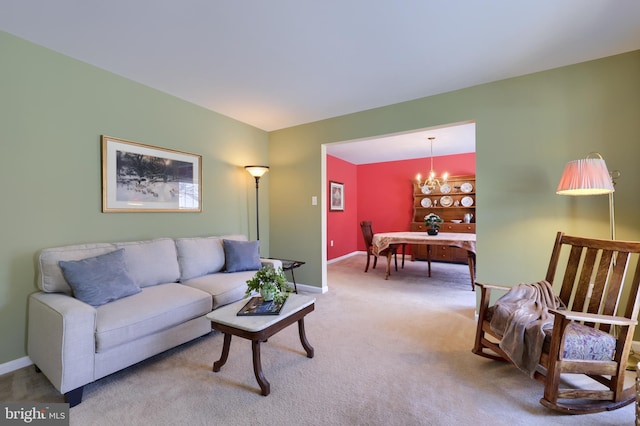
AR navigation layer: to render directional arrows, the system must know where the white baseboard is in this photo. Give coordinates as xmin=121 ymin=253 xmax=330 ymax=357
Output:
xmin=284 ymin=252 xmax=362 ymax=293
xmin=292 ymin=282 xmax=327 ymax=294
xmin=327 ymin=251 xmax=361 ymax=264
xmin=0 ymin=356 xmax=32 ymax=376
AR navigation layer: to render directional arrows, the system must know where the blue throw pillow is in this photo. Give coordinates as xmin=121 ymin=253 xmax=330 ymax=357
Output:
xmin=223 ymin=239 xmax=262 ymax=273
xmin=59 ymin=249 xmax=141 ymax=307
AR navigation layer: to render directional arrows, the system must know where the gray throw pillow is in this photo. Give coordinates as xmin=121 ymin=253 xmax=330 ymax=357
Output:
xmin=59 ymin=249 xmax=141 ymax=307
xmin=223 ymin=239 xmax=261 ymax=273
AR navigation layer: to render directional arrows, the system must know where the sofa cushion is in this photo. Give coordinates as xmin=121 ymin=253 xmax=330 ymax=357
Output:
xmin=183 ymin=270 xmax=256 ymax=309
xmin=114 ymin=238 xmax=180 ymax=288
xmin=39 ymin=243 xmax=117 ymax=294
xmin=175 ymin=234 xmax=249 ymax=281
xmin=175 ymin=236 xmax=226 ymax=280
xmin=223 ymin=239 xmax=261 ymax=273
xmin=59 ymin=249 xmax=141 ymax=307
xmin=95 ymin=283 xmax=212 ymax=353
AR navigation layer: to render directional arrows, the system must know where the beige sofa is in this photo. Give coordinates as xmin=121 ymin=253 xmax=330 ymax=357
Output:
xmin=27 ymin=235 xmax=280 ymax=406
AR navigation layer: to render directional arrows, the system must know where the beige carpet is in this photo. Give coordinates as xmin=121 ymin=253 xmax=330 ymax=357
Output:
xmin=1 ymin=254 xmax=635 ymax=425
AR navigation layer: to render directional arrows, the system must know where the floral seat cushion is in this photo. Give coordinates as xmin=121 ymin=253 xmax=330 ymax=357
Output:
xmin=543 ymin=321 xmax=616 ymax=361
xmin=486 ymin=305 xmax=616 ymax=362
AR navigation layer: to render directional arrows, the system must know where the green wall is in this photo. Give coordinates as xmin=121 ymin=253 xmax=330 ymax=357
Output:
xmin=269 ymin=50 xmax=640 ymax=294
xmin=0 ymin=32 xmax=270 ymax=364
xmin=3 ymin=29 xmax=640 ymax=367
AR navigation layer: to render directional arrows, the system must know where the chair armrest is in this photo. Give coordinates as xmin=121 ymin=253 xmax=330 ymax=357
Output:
xmin=27 ymin=292 xmax=96 ymax=394
xmin=476 ymin=282 xmax=513 ymax=323
xmin=261 ymin=258 xmax=283 ymax=269
xmin=549 ymin=308 xmax=637 ymax=327
xmin=475 ymin=282 xmax=512 ymax=292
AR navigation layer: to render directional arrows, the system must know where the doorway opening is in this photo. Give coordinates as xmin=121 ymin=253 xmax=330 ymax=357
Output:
xmin=321 ymin=121 xmax=476 ymax=290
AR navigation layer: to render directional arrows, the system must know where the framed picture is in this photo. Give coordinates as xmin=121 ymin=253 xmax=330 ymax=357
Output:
xmin=330 ymin=181 xmax=344 ymax=211
xmin=101 ymin=135 xmax=202 ymax=212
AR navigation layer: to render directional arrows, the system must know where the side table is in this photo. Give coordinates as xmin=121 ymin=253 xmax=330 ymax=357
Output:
xmin=269 ymin=258 xmax=305 ymax=293
xmin=207 ymin=294 xmax=315 ymax=395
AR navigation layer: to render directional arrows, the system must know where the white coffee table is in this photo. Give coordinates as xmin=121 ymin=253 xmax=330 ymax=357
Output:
xmin=206 ymin=294 xmax=315 ymax=395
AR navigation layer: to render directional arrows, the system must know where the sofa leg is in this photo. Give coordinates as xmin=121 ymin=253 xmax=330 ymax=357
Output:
xmin=34 ymin=365 xmax=42 ymax=373
xmin=65 ymin=387 xmax=84 ymax=407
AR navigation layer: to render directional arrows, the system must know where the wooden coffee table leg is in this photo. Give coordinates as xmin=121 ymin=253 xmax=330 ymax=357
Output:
xmin=252 ymin=340 xmax=270 ymax=396
xmin=298 ymin=318 xmax=314 ymax=358
xmin=213 ymin=333 xmax=232 ymax=372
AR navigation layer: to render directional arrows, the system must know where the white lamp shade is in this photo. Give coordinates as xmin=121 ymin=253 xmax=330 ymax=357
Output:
xmin=244 ymin=165 xmax=269 ymax=178
xmin=556 ymin=158 xmax=614 ymax=196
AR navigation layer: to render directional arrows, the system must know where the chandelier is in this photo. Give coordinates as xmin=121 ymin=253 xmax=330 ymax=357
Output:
xmin=416 ymin=137 xmax=448 ymax=192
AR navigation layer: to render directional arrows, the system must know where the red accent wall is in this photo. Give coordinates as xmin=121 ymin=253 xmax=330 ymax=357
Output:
xmin=327 ymin=153 xmax=475 ymax=259
xmin=327 ymin=155 xmax=358 ymax=259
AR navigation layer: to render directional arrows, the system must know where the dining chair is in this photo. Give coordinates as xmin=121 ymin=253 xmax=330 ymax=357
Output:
xmin=360 ymin=221 xmax=399 ymax=274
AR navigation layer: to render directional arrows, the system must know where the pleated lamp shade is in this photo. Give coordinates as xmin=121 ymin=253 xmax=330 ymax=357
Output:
xmin=556 ymin=158 xmax=614 ymax=196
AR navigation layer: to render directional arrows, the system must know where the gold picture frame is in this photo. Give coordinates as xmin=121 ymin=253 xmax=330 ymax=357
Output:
xmin=101 ymin=135 xmax=202 ymax=212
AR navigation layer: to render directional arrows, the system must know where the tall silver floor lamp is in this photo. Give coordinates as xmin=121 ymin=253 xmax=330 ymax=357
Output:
xmin=244 ymin=165 xmax=269 ymax=240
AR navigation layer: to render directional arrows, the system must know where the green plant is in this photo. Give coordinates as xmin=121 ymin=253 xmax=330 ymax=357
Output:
xmin=424 ymin=213 xmax=443 ymax=230
xmin=245 ymin=265 xmax=291 ymax=303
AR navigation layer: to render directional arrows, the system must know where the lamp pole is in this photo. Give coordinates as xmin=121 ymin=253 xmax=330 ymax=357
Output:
xmin=253 ymin=175 xmax=261 ymax=240
xmin=244 ymin=166 xmax=269 ymax=240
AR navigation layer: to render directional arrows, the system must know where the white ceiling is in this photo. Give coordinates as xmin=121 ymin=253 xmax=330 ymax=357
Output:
xmin=326 ymin=121 xmax=476 ymax=165
xmin=2 ymin=1 xmax=639 ymax=162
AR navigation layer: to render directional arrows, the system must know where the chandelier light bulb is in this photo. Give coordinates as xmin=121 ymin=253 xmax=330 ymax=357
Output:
xmin=417 ymin=137 xmax=448 ymax=191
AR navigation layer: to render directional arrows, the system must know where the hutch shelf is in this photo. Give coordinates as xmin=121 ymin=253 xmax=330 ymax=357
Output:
xmin=412 ymin=174 xmax=476 ymax=264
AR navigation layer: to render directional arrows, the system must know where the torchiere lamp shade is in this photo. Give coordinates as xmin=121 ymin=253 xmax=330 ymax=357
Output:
xmin=245 ymin=166 xmax=269 ymax=178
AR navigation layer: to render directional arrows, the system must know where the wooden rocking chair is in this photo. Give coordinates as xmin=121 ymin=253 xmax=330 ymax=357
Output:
xmin=473 ymin=231 xmax=640 ymax=414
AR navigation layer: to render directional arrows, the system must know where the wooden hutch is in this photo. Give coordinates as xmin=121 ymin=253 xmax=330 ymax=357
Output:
xmin=411 ymin=174 xmax=476 ymax=264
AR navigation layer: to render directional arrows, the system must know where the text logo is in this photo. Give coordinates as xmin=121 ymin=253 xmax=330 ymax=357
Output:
xmin=1 ymin=403 xmax=68 ymax=425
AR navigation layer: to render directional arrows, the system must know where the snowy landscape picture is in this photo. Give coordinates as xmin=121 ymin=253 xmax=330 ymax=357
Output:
xmin=102 ymin=136 xmax=201 ymax=212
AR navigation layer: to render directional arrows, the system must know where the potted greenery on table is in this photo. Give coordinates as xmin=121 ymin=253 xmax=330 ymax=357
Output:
xmin=245 ymin=265 xmax=292 ymax=303
xmin=424 ymin=213 xmax=443 ymax=235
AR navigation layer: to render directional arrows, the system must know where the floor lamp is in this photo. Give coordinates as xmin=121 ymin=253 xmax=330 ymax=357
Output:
xmin=245 ymin=165 xmax=269 ymax=240
xmin=556 ymin=152 xmax=619 ymax=240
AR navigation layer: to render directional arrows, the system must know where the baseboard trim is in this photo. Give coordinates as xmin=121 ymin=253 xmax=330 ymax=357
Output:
xmin=327 ymin=251 xmax=361 ymax=264
xmin=0 ymin=356 xmax=32 ymax=376
xmin=292 ymin=282 xmax=327 ymax=294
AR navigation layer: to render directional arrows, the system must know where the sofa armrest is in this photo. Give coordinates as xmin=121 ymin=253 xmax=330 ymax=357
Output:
xmin=261 ymin=258 xmax=283 ymax=269
xmin=28 ymin=292 xmax=96 ymax=394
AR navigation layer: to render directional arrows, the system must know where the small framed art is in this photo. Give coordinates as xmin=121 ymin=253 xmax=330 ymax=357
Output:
xmin=330 ymin=181 xmax=344 ymax=212
xmin=101 ymin=135 xmax=202 ymax=212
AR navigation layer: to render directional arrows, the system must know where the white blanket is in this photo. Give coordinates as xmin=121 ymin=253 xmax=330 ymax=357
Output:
xmin=489 ymin=280 xmax=565 ymax=377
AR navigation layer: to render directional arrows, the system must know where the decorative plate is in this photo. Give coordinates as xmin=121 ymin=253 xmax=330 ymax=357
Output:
xmin=440 ymin=196 xmax=453 ymax=207
xmin=440 ymin=184 xmax=452 ymax=194
xmin=460 ymin=182 xmax=473 ymax=193
xmin=421 ymin=186 xmax=432 ymax=194
xmin=461 ymin=196 xmax=474 ymax=207
xmin=420 ymin=198 xmax=432 ymax=208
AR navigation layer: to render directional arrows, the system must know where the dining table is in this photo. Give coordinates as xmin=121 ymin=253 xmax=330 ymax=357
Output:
xmin=371 ymin=231 xmax=477 ymax=290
